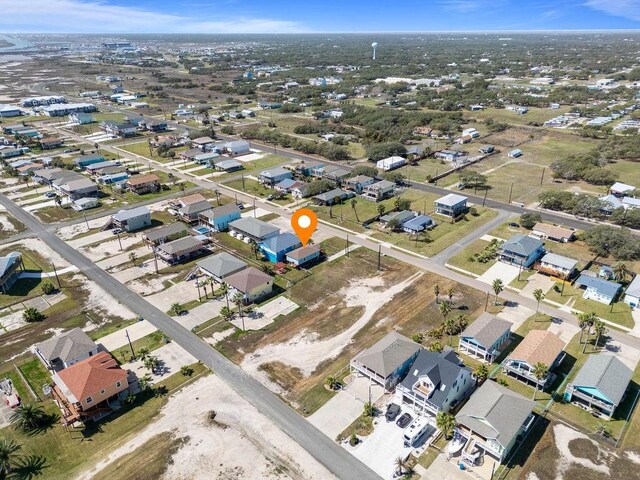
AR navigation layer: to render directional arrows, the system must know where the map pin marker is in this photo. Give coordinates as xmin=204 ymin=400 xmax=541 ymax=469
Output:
xmin=291 ymin=208 xmax=318 ymax=246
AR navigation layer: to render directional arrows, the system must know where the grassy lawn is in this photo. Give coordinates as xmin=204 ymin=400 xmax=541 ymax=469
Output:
xmin=219 ymin=153 xmax=290 ymax=180
xmin=447 ymin=239 xmax=496 ymax=276
xmin=17 ymin=358 xmax=51 ymax=398
xmin=465 ymin=106 xmax=573 ymax=127
xmin=320 ymin=237 xmax=349 ymax=257
xmin=224 ymin=177 xmax=273 ymax=198
xmin=401 ymin=157 xmax=451 ymax=183
xmin=0 ymin=362 xmax=208 ymax=480
xmin=416 ymin=434 xmax=448 ymax=469
xmin=509 ymin=268 xmax=537 ymax=289
xmin=89 ymin=318 xmax=139 ymax=340
xmin=110 ymin=330 xmax=168 ymax=364
xmin=336 ymin=412 xmax=374 ymax=442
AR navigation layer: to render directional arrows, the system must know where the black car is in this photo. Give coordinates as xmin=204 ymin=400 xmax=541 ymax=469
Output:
xmin=396 ymin=412 xmax=412 ymax=428
xmin=385 ymin=403 xmax=401 ymax=422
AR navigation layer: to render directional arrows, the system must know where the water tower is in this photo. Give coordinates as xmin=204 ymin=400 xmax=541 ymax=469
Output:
xmin=371 ymin=42 xmax=378 ymax=60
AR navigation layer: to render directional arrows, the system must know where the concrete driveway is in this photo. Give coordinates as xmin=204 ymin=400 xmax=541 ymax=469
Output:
xmin=348 ymin=411 xmax=420 ymax=479
xmin=178 ymin=298 xmax=225 ymax=330
xmin=0 ymin=396 xmax=13 ymax=429
xmin=123 ymin=341 xmax=198 ymax=384
xmin=602 ymin=339 xmax=640 ymax=370
xmin=232 ymin=297 xmax=298 ymax=330
xmin=478 ymin=262 xmax=520 ymax=287
xmin=98 ymin=320 xmax=158 ymax=351
xmin=547 ymin=318 xmax=581 ymax=344
xmin=145 ymin=280 xmax=201 ymax=311
xmin=520 ymin=273 xmax=555 ymax=298
xmin=497 ymin=302 xmax=534 ymax=331
xmin=308 ymin=376 xmax=385 ymax=440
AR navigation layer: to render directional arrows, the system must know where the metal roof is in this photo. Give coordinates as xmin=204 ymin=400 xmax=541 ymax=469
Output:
xmin=570 ymin=354 xmax=632 ymax=406
xmin=0 ymin=252 xmax=21 ymax=279
xmin=540 ymin=253 xmax=578 ymax=271
xmin=112 ymin=206 xmax=150 ymax=222
xmin=402 ymin=214 xmax=435 ymax=231
xmin=499 ymin=234 xmax=544 ymax=257
xmin=626 ymin=275 xmax=640 ymax=299
xmin=435 ymin=193 xmax=468 ymax=207
xmin=575 ymin=274 xmax=622 ymax=299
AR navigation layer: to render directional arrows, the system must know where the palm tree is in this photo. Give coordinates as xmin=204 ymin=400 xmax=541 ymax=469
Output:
xmin=394 ymin=456 xmax=406 ymax=476
xmin=473 ymin=364 xmax=489 ymax=385
xmin=428 ymin=341 xmax=444 ymax=353
xmin=233 ymin=292 xmax=246 ymax=330
xmin=435 ymin=411 xmax=456 ymax=439
xmin=578 ymin=312 xmax=597 ymax=354
xmin=492 ymin=278 xmax=504 ymax=305
xmin=613 ymin=262 xmax=630 ymax=283
xmin=533 ymin=288 xmax=545 ymax=321
xmin=138 ymin=373 xmax=152 ymax=391
xmin=213 ymin=189 xmax=221 ymax=206
xmin=167 ymin=172 xmax=176 ymax=186
xmin=350 ymin=198 xmax=359 ymax=222
xmin=144 ymin=355 xmax=160 ymax=374
xmin=220 ymin=306 xmax=233 ymax=322
xmin=219 ymin=282 xmax=230 ymax=309
xmin=377 ymin=203 xmax=385 ymax=217
xmin=0 ymin=439 xmax=21 ymax=478
xmin=10 ymin=404 xmax=47 ymax=431
xmin=532 ymin=362 xmax=549 ymax=400
xmin=438 ymin=299 xmax=452 ymax=325
xmin=137 ymin=347 xmax=150 ymax=361
xmin=433 ymin=284 xmax=440 ymax=303
xmin=250 ymin=240 xmax=261 ymax=260
xmin=170 ymin=302 xmax=184 ymax=316
xmin=455 ymin=314 xmax=469 ymax=333
xmin=128 ymin=251 xmax=137 ymax=267
xmin=593 ymin=319 xmax=608 ymax=351
xmin=443 ymin=315 xmax=457 ymax=346
xmin=447 ymin=287 xmax=455 ymax=303
xmin=325 ymin=376 xmax=340 ymax=390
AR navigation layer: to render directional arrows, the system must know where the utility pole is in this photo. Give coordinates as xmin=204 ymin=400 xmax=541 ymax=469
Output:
xmin=253 ymin=198 xmax=256 ymax=217
xmin=346 ymin=235 xmax=349 ymax=257
xmin=377 ymin=244 xmax=382 ymax=271
xmin=241 ymin=173 xmax=245 ymax=190
xmin=117 ymin=230 xmax=123 ymax=251
xmin=195 ymin=279 xmax=202 ymax=302
xmin=152 ymin=247 xmax=159 ymax=274
xmin=485 ymin=291 xmax=490 ymax=311
xmin=508 ymin=183 xmax=514 ymax=204
xmin=51 ymin=262 xmax=61 ymax=289
xmin=125 ymin=329 xmax=135 ymax=359
xmin=482 ymin=189 xmax=488 ymax=207
xmin=83 ymin=212 xmax=89 ymax=230
xmin=540 ymin=167 xmax=545 ymax=186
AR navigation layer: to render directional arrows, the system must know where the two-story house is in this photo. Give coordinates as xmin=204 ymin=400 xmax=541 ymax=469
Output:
xmin=259 ymin=232 xmax=302 ymax=263
xmin=361 ymin=180 xmax=396 ymax=202
xmin=458 ymin=313 xmax=512 ymax=363
xmin=503 ymin=330 xmax=566 ymax=389
xmin=497 ymin=234 xmax=545 ymax=268
xmin=125 ymin=174 xmax=161 ymax=195
xmin=199 ymin=204 xmax=242 ymax=232
xmin=33 ymin=328 xmax=98 ymax=371
xmin=434 ymin=194 xmax=468 ymax=218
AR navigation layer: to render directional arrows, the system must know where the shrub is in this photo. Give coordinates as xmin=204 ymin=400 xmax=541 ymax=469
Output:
xmin=23 ymin=307 xmax=44 ymax=323
xmin=41 ymin=281 xmax=56 ymax=295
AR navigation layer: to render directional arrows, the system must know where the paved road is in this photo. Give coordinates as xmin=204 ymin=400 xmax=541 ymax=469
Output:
xmin=0 ymin=195 xmax=381 ymax=480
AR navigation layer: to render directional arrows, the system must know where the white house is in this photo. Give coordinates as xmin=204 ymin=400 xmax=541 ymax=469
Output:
xmin=376 ymin=156 xmax=406 ymax=171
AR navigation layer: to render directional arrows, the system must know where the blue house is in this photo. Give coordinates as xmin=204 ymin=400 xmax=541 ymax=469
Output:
xmin=259 ymin=233 xmax=302 ymax=263
xmin=199 ymin=204 xmax=241 ymax=232
xmin=458 ymin=313 xmax=512 ymax=363
xmin=258 ymin=166 xmax=293 ymax=186
xmin=286 ymin=244 xmax=321 ymax=267
xmin=75 ymin=154 xmax=106 ymax=169
xmin=497 ymin=234 xmax=545 ymax=268
xmin=402 ymin=214 xmax=436 ymax=234
xmin=99 ymin=172 xmax=129 ymax=185
xmin=574 ymin=273 xmax=621 ymax=305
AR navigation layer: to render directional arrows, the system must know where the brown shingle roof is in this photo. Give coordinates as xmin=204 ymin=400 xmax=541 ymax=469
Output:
xmin=56 ymin=351 xmax=127 ymax=402
xmin=508 ymin=330 xmax=565 ymax=366
xmin=179 ymin=193 xmax=207 ymax=206
xmin=126 ymin=173 xmax=160 ymax=186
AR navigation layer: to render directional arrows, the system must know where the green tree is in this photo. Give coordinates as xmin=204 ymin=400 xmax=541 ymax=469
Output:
xmin=533 ymin=288 xmax=545 ymax=321
xmin=394 ymin=457 xmax=406 ymax=477
xmin=180 ymin=365 xmax=194 ymax=376
xmin=219 ymin=282 xmax=230 ymax=309
xmin=377 ymin=203 xmax=386 ymax=217
xmin=40 ymin=281 xmax=55 ymax=295
xmin=10 ymin=404 xmax=48 ymax=431
xmin=428 ymin=341 xmax=444 ymax=353
xmin=520 ymin=212 xmax=542 ymax=229
xmin=170 ymin=302 xmax=184 ymax=316
xmin=138 ymin=374 xmax=152 ymax=391
xmin=363 ymin=402 xmax=375 ymax=417
xmin=578 ymin=312 xmax=597 ymax=353
xmin=250 ymin=241 xmax=261 ymax=260
xmin=22 ymin=307 xmax=44 ymax=323
xmin=473 ymin=364 xmax=489 ymax=385
xmin=435 ymin=411 xmax=456 ymax=439
xmin=137 ymin=347 xmax=150 ymax=361
xmin=0 ymin=439 xmax=21 ymax=478
xmin=220 ymin=306 xmax=233 ymax=322
xmin=233 ymin=292 xmax=246 ymax=330
xmin=593 ymin=319 xmax=608 ymax=351
xmin=325 ymin=375 xmax=340 ymax=390
xmin=492 ymin=278 xmax=504 ymax=305
xmin=433 ymin=284 xmax=440 ymax=303
xmin=443 ymin=315 xmax=457 ymax=346
xmin=532 ymin=362 xmax=549 ymax=400
xmin=613 ymin=262 xmax=630 ymax=282
xmin=144 ymin=355 xmax=160 ymax=374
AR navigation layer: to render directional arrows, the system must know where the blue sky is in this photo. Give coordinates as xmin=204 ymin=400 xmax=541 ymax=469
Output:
xmin=2 ymin=0 xmax=640 ymax=33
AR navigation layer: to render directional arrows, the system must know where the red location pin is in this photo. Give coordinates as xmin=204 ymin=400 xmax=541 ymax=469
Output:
xmin=291 ymin=208 xmax=318 ymax=246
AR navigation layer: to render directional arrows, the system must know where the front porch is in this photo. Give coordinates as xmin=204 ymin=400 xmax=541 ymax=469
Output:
xmin=565 ymin=387 xmax=616 ymax=419
xmin=502 ymin=362 xmax=555 ymax=390
xmin=459 ymin=339 xmax=501 ymax=363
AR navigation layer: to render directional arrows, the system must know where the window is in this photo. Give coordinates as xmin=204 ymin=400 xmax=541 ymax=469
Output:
xmin=100 ymin=389 xmax=106 ymax=395
xmin=116 ymin=381 xmax=122 ymax=388
xmin=86 ymin=396 xmax=93 ymax=404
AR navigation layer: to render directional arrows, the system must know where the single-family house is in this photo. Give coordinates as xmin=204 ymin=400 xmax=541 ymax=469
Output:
xmin=74 ymin=154 xmax=106 ymax=169
xmin=215 ymin=159 xmax=243 ymax=172
xmin=0 ymin=252 xmax=23 ymax=293
xmin=51 ymin=352 xmax=129 ymax=425
xmin=312 ymin=188 xmax=354 ymax=206
xmin=58 ymin=177 xmax=99 ymax=200
xmin=624 ymin=275 xmax=640 ymax=309
xmin=111 ymin=206 xmax=151 ymax=232
xmin=156 ymin=236 xmax=205 ymax=264
xmin=321 ymin=165 xmax=351 ymax=183
xmin=100 ymin=121 xmax=137 ymax=137
xmin=434 ymin=194 xmax=468 ymax=218
xmin=229 ymin=217 xmax=280 ymax=243
xmin=497 ymin=234 xmax=545 ymax=268
xmin=225 ymin=266 xmax=273 ymax=303
xmin=274 ymin=178 xmax=304 ymax=193
xmin=141 ymin=118 xmax=168 ymax=132
xmin=402 ymin=214 xmax=435 ymax=234
xmin=258 ymin=166 xmax=293 ymax=186
xmin=379 ymin=210 xmax=414 ymax=228
xmin=69 ymin=112 xmax=95 ymax=124
xmin=574 ymin=273 xmax=622 ymax=305
xmin=610 ymin=182 xmax=636 ymax=197
xmin=344 ymin=175 xmax=375 ymax=194
xmin=193 ymin=152 xmax=219 ymax=166
xmin=530 ymin=223 xmax=575 ymax=243
xmin=72 ymin=197 xmax=99 ymax=211
xmin=191 ymin=137 xmax=215 ymax=150
xmin=142 ymin=223 xmax=188 ymax=246
xmin=259 ymin=233 xmax=302 ymax=263
xmin=376 ymin=156 xmax=406 ymax=171
xmin=196 ymin=252 xmax=247 ymax=283
xmin=224 ymin=140 xmax=251 ymax=156
xmin=98 ymin=172 xmax=129 ymax=185
xmin=199 ymin=204 xmax=242 ymax=232
xmin=85 ymin=161 xmax=121 ymax=176
xmin=286 ymin=244 xmax=322 ymax=267
xmin=350 ymin=332 xmax=422 ymax=391
xmin=435 ymin=150 xmax=463 ymax=162
xmin=0 ymin=104 xmax=22 ymax=117
xmin=125 ymin=174 xmax=161 ymax=195
xmin=180 ymin=148 xmax=202 ymax=162
xmin=455 ymin=381 xmax=535 ymax=464
xmin=34 ymin=168 xmax=75 ymax=185
xmin=395 ymin=348 xmax=474 ymax=416
xmin=536 ymin=253 xmax=578 ymax=280
xmin=503 ymin=330 xmax=566 ymax=389
xmin=508 ymin=149 xmax=523 ymax=158
xmin=0 ymin=148 xmax=23 ymax=159
xmin=564 ymin=354 xmax=633 ymax=419
xmin=39 ymin=137 xmax=63 ymax=150
xmin=178 ymin=199 xmax=212 ymax=224
xmin=459 ymin=313 xmax=512 ymax=363
xmin=361 ymin=180 xmax=396 ymax=201
xmin=33 ymin=328 xmax=98 ymax=372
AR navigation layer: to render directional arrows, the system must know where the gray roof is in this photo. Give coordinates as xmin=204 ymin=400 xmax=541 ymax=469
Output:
xmin=178 ymin=199 xmax=212 ymax=215
xmin=260 ymin=166 xmax=291 ymax=178
xmin=626 ymin=276 xmax=640 ymax=299
xmin=366 ymin=180 xmax=395 ymax=191
xmin=436 ymin=193 xmax=468 ymax=207
xmin=403 ymin=214 xmax=435 ymax=231
xmin=0 ymin=252 xmax=21 ymax=278
xmin=456 ymin=381 xmax=534 ymax=449
xmin=400 ymin=348 xmax=470 ymax=409
xmin=201 ymin=203 xmax=241 ymax=219
xmin=500 ymin=234 xmax=544 ymax=257
xmin=60 ymin=177 xmax=97 ymax=191
xmin=34 ymin=328 xmax=96 ymax=364
xmin=570 ymin=354 xmax=633 ymax=406
xmin=157 ymin=236 xmax=202 ymax=255
xmin=261 ymin=232 xmax=301 ymax=253
xmin=461 ymin=313 xmax=512 ymax=349
xmin=575 ymin=274 xmax=621 ymax=299
xmin=112 ymin=206 xmax=150 ymax=222
xmin=144 ymin=222 xmax=187 ymax=242
xmin=229 ymin=217 xmax=280 ymax=239
xmin=314 ymin=188 xmax=353 ymax=202
xmin=215 ymin=159 xmax=243 ymax=170
xmin=380 ymin=210 xmax=414 ymax=224
xmin=540 ymin=253 xmax=578 ymax=271
xmin=353 ymin=332 xmax=421 ymax=378
xmin=197 ymin=252 xmax=247 ymax=279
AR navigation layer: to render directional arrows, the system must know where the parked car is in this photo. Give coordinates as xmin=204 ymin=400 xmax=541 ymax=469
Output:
xmin=385 ymin=403 xmax=401 ymax=422
xmin=508 ymin=222 xmax=520 ymax=228
xmin=396 ymin=412 xmax=412 ymax=428
xmin=44 ymin=191 xmax=56 ymax=198
xmin=112 ymin=228 xmax=123 ymax=235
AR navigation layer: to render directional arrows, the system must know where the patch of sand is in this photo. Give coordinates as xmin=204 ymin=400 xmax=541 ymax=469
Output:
xmin=72 ymin=274 xmax=135 ymax=324
xmin=76 ymin=375 xmax=336 ymax=480
xmin=82 ymin=236 xmax=143 ymax=261
xmin=56 ymin=217 xmax=109 ymax=240
xmin=553 ymin=423 xmax=612 ymax=479
xmin=625 ymin=451 xmax=640 ymax=465
xmin=3 ymin=237 xmax=70 ymax=268
xmin=242 ymin=273 xmax=423 ymax=386
xmin=0 ymin=214 xmax=17 ymax=233
xmin=127 ymin=273 xmax=179 ymax=296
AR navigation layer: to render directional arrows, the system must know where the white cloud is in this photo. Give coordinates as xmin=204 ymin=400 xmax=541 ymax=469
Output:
xmin=585 ymin=0 xmax=640 ymax=21
xmin=0 ymin=0 xmax=309 ymax=33
xmin=441 ymin=0 xmax=485 ymax=12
